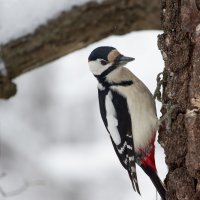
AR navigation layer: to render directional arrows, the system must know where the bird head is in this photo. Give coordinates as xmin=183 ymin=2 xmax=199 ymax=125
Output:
xmin=88 ymin=46 xmax=134 ymax=76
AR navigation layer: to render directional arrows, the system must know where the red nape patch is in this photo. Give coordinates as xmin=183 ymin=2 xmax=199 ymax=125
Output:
xmin=141 ymin=146 xmax=157 ymax=173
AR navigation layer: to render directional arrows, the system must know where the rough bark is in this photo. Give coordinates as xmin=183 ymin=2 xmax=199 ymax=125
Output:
xmin=0 ymin=0 xmax=160 ymax=99
xmin=158 ymin=0 xmax=200 ymax=199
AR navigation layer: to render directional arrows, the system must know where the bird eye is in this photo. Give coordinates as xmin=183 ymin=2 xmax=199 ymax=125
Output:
xmin=100 ymin=60 xmax=108 ymax=65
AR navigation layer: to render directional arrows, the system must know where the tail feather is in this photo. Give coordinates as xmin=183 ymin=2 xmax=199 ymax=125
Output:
xmin=127 ymin=143 xmax=141 ymax=195
xmin=141 ymin=165 xmax=166 ymax=200
xmin=128 ymin=170 xmax=141 ymax=195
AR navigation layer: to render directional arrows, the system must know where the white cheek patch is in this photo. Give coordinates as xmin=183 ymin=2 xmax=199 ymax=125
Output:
xmin=105 ymin=91 xmax=121 ymax=145
xmin=88 ymin=60 xmax=112 ymax=75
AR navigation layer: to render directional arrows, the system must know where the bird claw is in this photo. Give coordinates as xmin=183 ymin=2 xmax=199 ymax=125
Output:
xmin=154 ymin=72 xmax=163 ymax=102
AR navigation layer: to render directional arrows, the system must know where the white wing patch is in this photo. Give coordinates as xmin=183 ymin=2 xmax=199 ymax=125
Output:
xmin=105 ymin=91 xmax=121 ymax=145
xmin=97 ymin=83 xmax=105 ymax=91
xmin=118 ymin=141 xmax=127 ymax=154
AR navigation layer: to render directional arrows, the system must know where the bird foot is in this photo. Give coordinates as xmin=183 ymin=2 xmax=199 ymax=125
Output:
xmin=154 ymin=72 xmax=163 ymax=102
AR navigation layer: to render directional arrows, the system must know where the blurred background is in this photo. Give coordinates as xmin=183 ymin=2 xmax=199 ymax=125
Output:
xmin=0 ymin=1 xmax=166 ymax=200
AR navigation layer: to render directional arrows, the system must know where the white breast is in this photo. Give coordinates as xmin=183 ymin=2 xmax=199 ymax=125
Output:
xmin=105 ymin=91 xmax=121 ymax=145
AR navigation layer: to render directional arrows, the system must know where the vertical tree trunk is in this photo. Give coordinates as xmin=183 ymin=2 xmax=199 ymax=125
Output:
xmin=158 ymin=0 xmax=200 ymax=199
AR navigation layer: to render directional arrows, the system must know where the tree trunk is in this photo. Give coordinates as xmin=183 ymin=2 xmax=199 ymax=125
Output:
xmin=158 ymin=0 xmax=200 ymax=199
xmin=0 ymin=0 xmax=160 ymax=99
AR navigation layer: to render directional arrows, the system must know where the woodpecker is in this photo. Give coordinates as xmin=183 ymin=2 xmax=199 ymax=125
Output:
xmin=88 ymin=46 xmax=166 ymax=200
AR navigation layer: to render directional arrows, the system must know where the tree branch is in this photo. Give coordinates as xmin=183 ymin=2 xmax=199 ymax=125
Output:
xmin=0 ymin=0 xmax=160 ymax=98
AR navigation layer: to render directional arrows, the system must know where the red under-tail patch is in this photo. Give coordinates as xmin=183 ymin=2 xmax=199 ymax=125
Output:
xmin=140 ymin=133 xmax=157 ymax=173
xmin=141 ymin=145 xmax=157 ymax=172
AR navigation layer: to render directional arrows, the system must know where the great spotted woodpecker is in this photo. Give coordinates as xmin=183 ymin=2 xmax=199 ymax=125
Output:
xmin=88 ymin=46 xmax=166 ymax=200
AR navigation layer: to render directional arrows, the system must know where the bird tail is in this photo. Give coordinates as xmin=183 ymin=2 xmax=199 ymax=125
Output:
xmin=141 ymin=165 xmax=166 ymax=200
xmin=128 ymin=170 xmax=141 ymax=195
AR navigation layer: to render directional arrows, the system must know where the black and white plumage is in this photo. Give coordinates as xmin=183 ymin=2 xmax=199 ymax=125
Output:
xmin=88 ymin=46 xmax=166 ymax=200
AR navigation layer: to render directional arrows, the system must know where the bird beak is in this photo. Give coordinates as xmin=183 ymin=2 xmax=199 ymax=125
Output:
xmin=116 ymin=55 xmax=135 ymax=65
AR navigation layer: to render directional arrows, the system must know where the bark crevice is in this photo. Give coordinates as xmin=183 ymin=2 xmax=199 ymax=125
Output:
xmin=158 ymin=0 xmax=200 ymax=199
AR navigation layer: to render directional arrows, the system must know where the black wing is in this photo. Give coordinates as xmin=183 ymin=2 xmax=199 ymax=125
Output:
xmin=98 ymin=88 xmax=140 ymax=194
